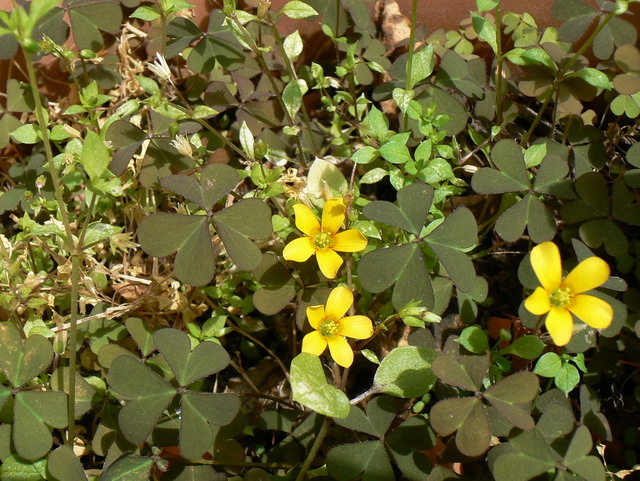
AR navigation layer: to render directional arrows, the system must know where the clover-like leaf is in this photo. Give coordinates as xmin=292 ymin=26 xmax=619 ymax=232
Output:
xmin=335 ymin=396 xmax=400 ymax=438
xmin=50 ymin=367 xmax=96 ymax=418
xmin=425 ymin=208 xmax=477 ymax=292
xmin=125 ymin=318 xmax=155 ymax=357
xmin=358 ymin=243 xmax=434 ymax=310
xmin=138 ymin=213 xmax=215 ymax=286
xmin=430 ymin=397 xmax=491 ymax=457
xmin=495 ymin=193 xmax=556 ymax=243
xmin=363 ymin=182 xmax=433 ymax=236
xmin=0 ymin=322 xmax=53 ymax=388
xmin=562 ymin=425 xmax=605 ymax=481
xmin=472 ymin=139 xmax=529 ymax=194
xmin=290 ymin=353 xmax=350 ymax=418
xmin=483 ymin=372 xmax=538 ymax=430
xmin=179 ymin=392 xmax=241 ymax=459
xmin=106 ymin=120 xmax=149 ymax=176
xmin=13 ymin=391 xmax=67 ymax=460
xmin=153 ymin=328 xmax=230 ymax=387
xmin=108 ymin=355 xmax=177 ymax=444
xmin=252 ymin=253 xmax=296 ymax=315
xmin=68 ymin=0 xmax=121 ymax=51
xmin=326 ymin=441 xmax=394 ymax=481
xmin=99 ymin=455 xmax=154 ymax=481
xmin=161 ymin=163 xmax=239 ymax=210
xmin=48 ymin=446 xmax=88 ymax=481
xmin=492 ymin=429 xmax=557 ymax=481
xmin=432 ymin=354 xmax=479 ymax=392
xmin=213 ymin=198 xmax=273 ymax=271
xmin=373 ymin=346 xmax=437 ymax=398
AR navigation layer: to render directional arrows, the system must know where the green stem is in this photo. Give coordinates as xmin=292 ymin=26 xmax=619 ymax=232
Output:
xmin=267 ymin=15 xmax=318 ymax=153
xmin=229 ymin=14 xmax=308 ymax=162
xmin=521 ymin=8 xmax=617 ymax=146
xmin=23 ymin=49 xmax=75 ymax=252
xmin=494 ymin=3 xmax=504 ymax=125
xmin=294 ymin=416 xmax=331 ymax=481
xmin=402 ymin=0 xmax=418 ymax=132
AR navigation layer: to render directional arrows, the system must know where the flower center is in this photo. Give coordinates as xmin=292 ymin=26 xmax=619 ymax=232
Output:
xmin=313 ymin=231 xmax=333 ymax=249
xmin=550 ymin=286 xmax=573 ymax=308
xmin=319 ymin=319 xmax=339 ymax=337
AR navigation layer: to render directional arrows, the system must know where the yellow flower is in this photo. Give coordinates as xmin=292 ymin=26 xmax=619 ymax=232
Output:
xmin=283 ymin=197 xmax=367 ymax=279
xmin=524 ymin=242 xmax=613 ymax=346
xmin=301 ymin=286 xmax=373 ymax=367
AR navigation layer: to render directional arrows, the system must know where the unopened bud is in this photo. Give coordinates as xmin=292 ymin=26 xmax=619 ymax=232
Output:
xmin=257 ymin=0 xmax=271 ymax=18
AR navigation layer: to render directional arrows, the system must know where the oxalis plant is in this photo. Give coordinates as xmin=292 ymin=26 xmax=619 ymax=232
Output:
xmin=0 ymin=0 xmax=639 ymax=479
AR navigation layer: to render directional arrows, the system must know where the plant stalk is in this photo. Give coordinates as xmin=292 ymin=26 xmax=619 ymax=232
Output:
xmin=521 ymin=8 xmax=617 ymax=145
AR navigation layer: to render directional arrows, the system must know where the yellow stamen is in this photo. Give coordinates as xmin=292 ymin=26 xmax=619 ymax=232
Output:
xmin=550 ymin=286 xmax=572 ymax=308
xmin=313 ymin=231 xmax=333 ymax=249
xmin=319 ymin=319 xmax=339 ymax=337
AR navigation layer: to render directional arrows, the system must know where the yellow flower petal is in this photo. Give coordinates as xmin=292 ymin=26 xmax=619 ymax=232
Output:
xmin=524 ymin=287 xmax=552 ymax=315
xmin=530 ymin=242 xmax=562 ymax=292
xmin=306 ymin=305 xmax=326 ymax=330
xmin=302 ymin=331 xmax=328 ymax=356
xmin=332 ymin=229 xmax=367 ymax=253
xmin=545 ymin=307 xmax=573 ymax=346
xmin=316 ymin=248 xmax=343 ymax=279
xmin=321 ymin=198 xmax=346 ymax=234
xmin=570 ymin=294 xmax=613 ymax=329
xmin=338 ymin=315 xmax=373 ymax=339
xmin=325 ymin=286 xmax=353 ymax=321
xmin=293 ymin=204 xmax=320 ymax=237
xmin=563 ymin=256 xmax=610 ymax=294
xmin=283 ymin=236 xmax=316 ymax=262
xmin=327 ymin=335 xmax=354 ymax=367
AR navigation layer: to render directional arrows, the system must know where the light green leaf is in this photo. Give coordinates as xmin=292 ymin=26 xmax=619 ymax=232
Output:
xmin=374 ymin=346 xmax=437 ymax=397
xmin=279 ymin=0 xmax=318 ymax=19
xmin=290 ymin=353 xmax=350 ymax=418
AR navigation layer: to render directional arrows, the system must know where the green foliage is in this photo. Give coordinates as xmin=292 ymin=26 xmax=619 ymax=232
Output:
xmin=0 ymin=0 xmax=637 ymax=479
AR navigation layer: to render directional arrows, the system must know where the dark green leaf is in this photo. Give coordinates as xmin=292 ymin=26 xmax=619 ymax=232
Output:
xmin=163 ymin=465 xmax=217 ymax=481
xmin=425 ymin=208 xmax=477 ymax=292
xmin=213 ymin=198 xmax=273 ymax=271
xmin=363 ymin=182 xmax=433 ymax=235
xmin=161 ymin=164 xmax=239 ymax=210
xmin=50 ymin=367 xmax=96 ymax=418
xmin=99 ymin=455 xmax=153 ymax=481
xmin=138 ymin=213 xmax=215 ymax=286
xmin=472 ymin=139 xmax=529 ymax=194
xmin=432 ymin=354 xmax=478 ymax=392
xmin=358 ymin=243 xmax=434 ymax=310
xmin=0 ymin=323 xmax=53 ymax=388
xmin=14 ymin=391 xmax=67 ymax=460
xmin=179 ymin=392 xmax=240 ymax=459
xmin=492 ymin=431 xmax=556 ymax=481
xmin=68 ymin=1 xmax=122 ymax=52
xmin=374 ymin=346 xmax=437 ymax=398
xmin=47 ymin=446 xmax=88 ymax=481
xmin=430 ymin=397 xmax=490 ymax=457
xmin=483 ymin=373 xmax=538 ymax=430
xmin=108 ymin=356 xmax=176 ymax=444
xmin=106 ymin=120 xmax=148 ymax=176
xmin=125 ymin=318 xmax=155 ymax=357
xmin=252 ymin=254 xmax=296 ymax=315
xmin=326 ymin=441 xmax=393 ymax=481
xmin=495 ymin=194 xmax=556 ymax=243
xmin=153 ymin=328 xmax=230 ymax=387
